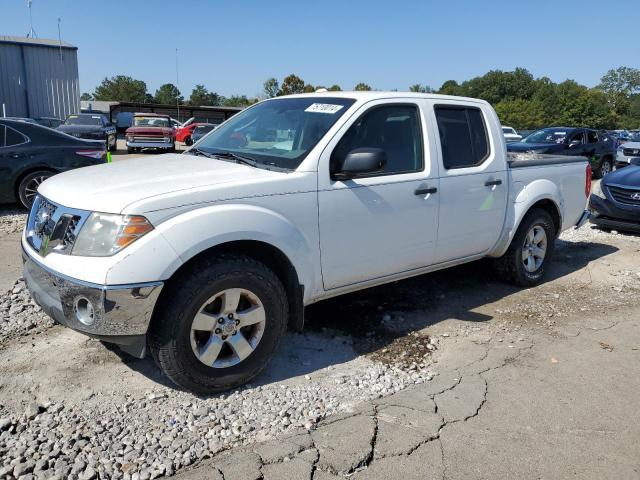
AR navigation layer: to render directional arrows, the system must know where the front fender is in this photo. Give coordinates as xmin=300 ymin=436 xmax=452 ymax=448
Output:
xmin=153 ymin=203 xmax=318 ymax=297
xmin=491 ymin=179 xmax=563 ymax=257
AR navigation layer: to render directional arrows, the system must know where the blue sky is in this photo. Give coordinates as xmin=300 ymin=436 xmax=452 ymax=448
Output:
xmin=2 ymin=0 xmax=639 ymax=98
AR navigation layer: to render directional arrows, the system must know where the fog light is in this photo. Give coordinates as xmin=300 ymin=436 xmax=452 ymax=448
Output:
xmin=74 ymin=296 xmax=96 ymax=326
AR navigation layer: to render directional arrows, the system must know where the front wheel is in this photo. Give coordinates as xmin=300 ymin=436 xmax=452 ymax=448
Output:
xmin=148 ymin=254 xmax=288 ymax=394
xmin=493 ymin=208 xmax=556 ymax=287
xmin=17 ymin=170 xmax=54 ymax=209
xmin=185 ymin=136 xmax=193 ymax=146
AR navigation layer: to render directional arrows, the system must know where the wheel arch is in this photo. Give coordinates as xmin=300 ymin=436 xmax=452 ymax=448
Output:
xmin=14 ymin=166 xmax=59 ymax=201
xmin=159 ymin=239 xmax=305 ymax=332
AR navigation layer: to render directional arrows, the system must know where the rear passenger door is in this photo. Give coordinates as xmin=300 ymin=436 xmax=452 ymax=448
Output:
xmin=429 ymin=102 xmax=507 ymax=264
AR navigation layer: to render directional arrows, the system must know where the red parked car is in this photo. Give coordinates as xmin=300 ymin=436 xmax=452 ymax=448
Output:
xmin=125 ymin=113 xmax=176 ymax=153
xmin=175 ymin=121 xmax=210 ymax=146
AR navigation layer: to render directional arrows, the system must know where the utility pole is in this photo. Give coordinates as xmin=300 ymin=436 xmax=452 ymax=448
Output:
xmin=26 ymin=0 xmax=37 ymax=38
xmin=175 ymin=48 xmax=180 ymax=121
xmin=57 ymin=17 xmax=63 ymax=62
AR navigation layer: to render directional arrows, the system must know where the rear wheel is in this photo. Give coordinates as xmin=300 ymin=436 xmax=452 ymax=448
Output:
xmin=494 ymin=208 xmax=556 ymax=286
xmin=148 ymin=254 xmax=288 ymax=394
xmin=17 ymin=170 xmax=53 ymax=209
xmin=185 ymin=136 xmax=193 ymax=146
xmin=594 ymin=158 xmax=612 ymax=179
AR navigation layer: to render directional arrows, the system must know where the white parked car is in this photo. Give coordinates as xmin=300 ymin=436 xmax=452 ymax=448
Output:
xmin=22 ymin=92 xmax=591 ymax=393
xmin=502 ymin=126 xmax=522 ymax=143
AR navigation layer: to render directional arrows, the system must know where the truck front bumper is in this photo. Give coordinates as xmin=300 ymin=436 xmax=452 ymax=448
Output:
xmin=126 ymin=140 xmax=173 ymax=149
xmin=22 ymin=245 xmax=163 ymax=358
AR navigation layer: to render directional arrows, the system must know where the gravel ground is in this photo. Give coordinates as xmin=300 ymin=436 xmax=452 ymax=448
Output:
xmin=1 ymin=202 xmax=639 ymax=479
xmin=0 ymin=209 xmax=26 ymax=236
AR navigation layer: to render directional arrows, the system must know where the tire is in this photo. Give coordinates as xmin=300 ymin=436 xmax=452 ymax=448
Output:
xmin=594 ymin=158 xmax=612 ymax=179
xmin=493 ymin=208 xmax=556 ymax=287
xmin=185 ymin=136 xmax=193 ymax=146
xmin=17 ymin=170 xmax=54 ymax=209
xmin=127 ymin=147 xmax=134 ymax=154
xmin=107 ymin=134 xmax=117 ymax=152
xmin=169 ymin=143 xmax=176 ymax=153
xmin=148 ymin=254 xmax=288 ymax=394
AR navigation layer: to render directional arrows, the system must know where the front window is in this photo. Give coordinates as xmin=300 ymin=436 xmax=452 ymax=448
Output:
xmin=193 ymin=97 xmax=356 ymax=170
xmin=64 ymin=115 xmax=103 ymax=126
xmin=134 ymin=116 xmax=171 ymax=127
xmin=523 ymin=128 xmax=571 ymax=144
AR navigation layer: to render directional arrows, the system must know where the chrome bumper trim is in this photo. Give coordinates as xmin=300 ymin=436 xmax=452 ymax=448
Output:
xmin=126 ymin=141 xmax=173 ymax=148
xmin=22 ymin=244 xmax=163 ymax=338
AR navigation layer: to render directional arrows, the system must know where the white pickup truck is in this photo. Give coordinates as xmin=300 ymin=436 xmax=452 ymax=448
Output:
xmin=22 ymin=92 xmax=591 ymax=393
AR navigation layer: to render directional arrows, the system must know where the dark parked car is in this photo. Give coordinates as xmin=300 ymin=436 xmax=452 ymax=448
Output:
xmin=190 ymin=123 xmax=218 ymax=144
xmin=57 ymin=113 xmax=117 ymax=151
xmin=589 ymin=165 xmax=640 ymax=233
xmin=0 ymin=119 xmax=107 ymax=208
xmin=507 ymin=127 xmax=616 ymax=178
xmin=34 ymin=117 xmax=63 ymax=129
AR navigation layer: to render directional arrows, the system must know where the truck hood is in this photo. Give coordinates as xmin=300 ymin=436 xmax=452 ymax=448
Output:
xmin=602 ymin=164 xmax=640 ymax=187
xmin=57 ymin=125 xmax=104 ymax=134
xmin=38 ymin=153 xmax=279 ymax=214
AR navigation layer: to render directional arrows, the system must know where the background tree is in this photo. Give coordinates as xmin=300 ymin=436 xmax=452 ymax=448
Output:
xmin=354 ymin=83 xmax=372 ymax=91
xmin=438 ymin=80 xmax=462 ymax=96
xmin=80 ymin=92 xmax=93 ymax=101
xmin=154 ymin=83 xmax=183 ymax=105
xmin=303 ymin=83 xmax=316 ymax=93
xmin=263 ymin=78 xmax=280 ymax=98
xmin=597 ymin=66 xmax=640 ymax=116
xmin=188 ymin=85 xmax=221 ymax=106
xmin=409 ymin=84 xmax=433 ymax=93
xmin=328 ymin=84 xmax=342 ymax=91
xmin=222 ymin=95 xmax=257 ymax=107
xmin=278 ymin=74 xmax=305 ymax=95
xmin=93 ymin=75 xmax=148 ymax=102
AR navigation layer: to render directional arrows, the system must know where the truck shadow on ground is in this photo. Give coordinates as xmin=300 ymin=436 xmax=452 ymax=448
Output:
xmin=110 ymin=236 xmax=617 ymax=392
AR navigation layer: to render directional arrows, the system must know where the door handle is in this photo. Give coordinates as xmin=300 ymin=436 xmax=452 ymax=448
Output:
xmin=415 ymin=186 xmax=437 ymax=195
xmin=485 ymin=179 xmax=502 ymax=187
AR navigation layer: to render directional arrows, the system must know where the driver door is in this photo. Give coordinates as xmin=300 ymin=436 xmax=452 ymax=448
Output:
xmin=317 ymin=100 xmax=439 ymax=290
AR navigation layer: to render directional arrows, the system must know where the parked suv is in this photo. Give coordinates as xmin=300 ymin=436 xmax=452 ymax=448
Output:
xmin=507 ymin=127 xmax=616 ymax=178
xmin=23 ymin=92 xmax=590 ymax=393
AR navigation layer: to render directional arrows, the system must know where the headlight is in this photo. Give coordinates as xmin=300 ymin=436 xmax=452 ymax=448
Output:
xmin=592 ymin=182 xmax=607 ymax=200
xmin=72 ymin=213 xmax=153 ymax=257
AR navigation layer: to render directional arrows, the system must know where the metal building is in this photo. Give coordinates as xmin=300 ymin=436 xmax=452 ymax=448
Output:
xmin=0 ymin=36 xmax=80 ymax=120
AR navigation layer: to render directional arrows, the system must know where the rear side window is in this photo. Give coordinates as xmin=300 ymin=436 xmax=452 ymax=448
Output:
xmin=0 ymin=125 xmax=27 ymax=148
xmin=435 ymin=106 xmax=489 ymax=169
xmin=332 ymin=104 xmax=423 ymax=176
xmin=587 ymin=130 xmax=598 ymax=143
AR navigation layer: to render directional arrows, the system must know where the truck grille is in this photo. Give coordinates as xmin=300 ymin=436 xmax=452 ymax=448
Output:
xmin=131 ymin=136 xmax=169 ymax=142
xmin=606 ymin=184 xmax=640 ymax=207
xmin=622 ymin=148 xmax=640 ymax=156
xmin=26 ymin=196 xmax=90 ymax=256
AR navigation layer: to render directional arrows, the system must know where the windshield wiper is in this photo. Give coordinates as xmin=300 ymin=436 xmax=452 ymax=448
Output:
xmin=212 ymin=151 xmax=261 ymax=168
xmin=187 ymin=147 xmax=213 ymax=158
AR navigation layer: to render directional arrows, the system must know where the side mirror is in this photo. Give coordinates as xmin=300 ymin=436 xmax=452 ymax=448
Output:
xmin=334 ymin=148 xmax=387 ymax=179
xmin=569 ymin=140 xmax=581 ymax=148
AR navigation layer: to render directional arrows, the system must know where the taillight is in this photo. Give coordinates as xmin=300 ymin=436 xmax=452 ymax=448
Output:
xmin=76 ymin=150 xmax=106 ymax=160
xmin=585 ymin=164 xmax=592 ymax=197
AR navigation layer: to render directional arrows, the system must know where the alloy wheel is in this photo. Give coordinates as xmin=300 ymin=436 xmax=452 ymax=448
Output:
xmin=522 ymin=225 xmax=547 ymax=273
xmin=190 ymin=288 xmax=266 ymax=368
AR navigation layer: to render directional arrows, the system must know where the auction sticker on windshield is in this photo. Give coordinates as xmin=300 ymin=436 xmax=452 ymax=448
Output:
xmin=305 ymin=103 xmax=344 ymax=114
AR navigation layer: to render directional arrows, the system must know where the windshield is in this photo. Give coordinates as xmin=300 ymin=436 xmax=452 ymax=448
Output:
xmin=523 ymin=128 xmax=570 ymax=144
xmin=193 ymin=97 xmax=356 ymax=170
xmin=134 ymin=116 xmax=171 ymax=127
xmin=65 ymin=115 xmax=102 ymax=126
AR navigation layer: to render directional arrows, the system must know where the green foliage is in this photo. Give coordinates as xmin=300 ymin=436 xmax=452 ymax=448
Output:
xmin=93 ymin=75 xmax=148 ymax=102
xmin=328 ymin=84 xmax=342 ymax=91
xmin=222 ymin=95 xmax=255 ymax=107
xmin=154 ymin=83 xmax=183 ymax=105
xmin=263 ymin=78 xmax=279 ymax=98
xmin=188 ymin=85 xmax=221 ymax=106
xmin=303 ymin=83 xmax=316 ymax=93
xmin=80 ymin=92 xmax=93 ymax=101
xmin=409 ymin=84 xmax=433 ymax=93
xmin=278 ymin=74 xmax=305 ymax=96
xmin=437 ymin=67 xmax=636 ymax=130
xmin=354 ymin=83 xmax=372 ymax=91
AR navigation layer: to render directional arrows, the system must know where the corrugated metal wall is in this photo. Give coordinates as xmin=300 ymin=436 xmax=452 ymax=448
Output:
xmin=0 ymin=42 xmax=80 ymax=119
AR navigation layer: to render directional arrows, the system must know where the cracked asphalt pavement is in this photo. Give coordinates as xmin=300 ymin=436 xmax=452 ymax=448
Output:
xmin=175 ymin=304 xmax=640 ymax=479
